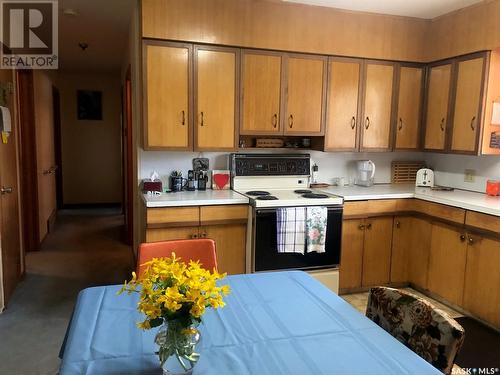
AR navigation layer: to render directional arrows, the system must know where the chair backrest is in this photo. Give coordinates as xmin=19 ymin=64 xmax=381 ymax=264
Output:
xmin=137 ymin=239 xmax=217 ymax=277
xmin=366 ymin=286 xmax=465 ymax=375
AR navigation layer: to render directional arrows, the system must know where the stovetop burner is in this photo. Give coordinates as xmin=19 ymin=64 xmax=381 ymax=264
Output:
xmin=256 ymin=195 xmax=279 ymax=200
xmin=246 ymin=190 xmax=271 ymax=196
xmin=294 ymin=189 xmax=312 ymax=194
xmin=302 ymin=193 xmax=329 ymax=199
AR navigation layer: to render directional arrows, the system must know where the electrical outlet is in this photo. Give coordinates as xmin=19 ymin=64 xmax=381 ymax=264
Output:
xmin=464 ymin=169 xmax=475 ymax=183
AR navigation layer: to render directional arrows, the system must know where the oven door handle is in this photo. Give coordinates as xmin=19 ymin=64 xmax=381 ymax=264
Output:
xmin=256 ymin=206 xmax=343 ymax=215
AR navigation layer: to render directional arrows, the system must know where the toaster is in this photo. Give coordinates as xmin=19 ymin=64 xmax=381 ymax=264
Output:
xmin=416 ymin=168 xmax=434 ymax=187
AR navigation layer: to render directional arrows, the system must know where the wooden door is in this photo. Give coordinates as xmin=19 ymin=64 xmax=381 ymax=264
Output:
xmin=0 ymin=69 xmax=22 ymax=309
xmin=424 ymin=63 xmax=452 ymax=151
xmin=146 ymin=227 xmax=200 ymax=242
xmin=407 ymin=216 xmax=432 ymax=290
xmin=284 ymin=55 xmax=325 ymax=135
xmin=390 ymin=216 xmax=412 ymax=283
xmin=427 ymin=222 xmax=467 ymax=306
xmin=463 ymin=234 xmax=500 ymax=327
xmin=325 ymin=58 xmax=361 ymax=150
xmin=143 ymin=41 xmax=191 ymax=149
xmin=450 ymin=56 xmax=486 ymax=153
xmin=202 ymin=224 xmax=246 ymax=275
xmin=361 ymin=62 xmax=394 ymax=150
xmin=339 ymin=219 xmax=365 ymax=290
xmin=195 ymin=46 xmax=238 ymax=150
xmin=362 ymin=217 xmax=394 ymax=286
xmin=395 ymin=66 xmax=423 ymax=150
xmin=240 ymin=51 xmax=282 ymax=135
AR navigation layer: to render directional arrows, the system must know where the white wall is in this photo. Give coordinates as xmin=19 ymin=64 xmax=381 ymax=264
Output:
xmin=140 ymin=149 xmax=500 ymax=193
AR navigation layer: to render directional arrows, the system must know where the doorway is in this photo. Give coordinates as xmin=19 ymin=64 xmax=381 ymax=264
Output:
xmin=123 ymin=66 xmax=133 ymax=246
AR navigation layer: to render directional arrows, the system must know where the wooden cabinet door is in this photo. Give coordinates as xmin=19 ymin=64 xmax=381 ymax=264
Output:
xmin=284 ymin=55 xmax=326 ymax=135
xmin=424 ymin=63 xmax=452 ymax=151
xmin=407 ymin=217 xmax=432 ymax=290
xmin=361 ymin=62 xmax=394 ymax=150
xmin=362 ymin=217 xmax=393 ymax=286
xmin=325 ymin=58 xmax=361 ymax=150
xmin=195 ymin=46 xmax=238 ymax=150
xmin=240 ymin=52 xmax=282 ymax=135
xmin=450 ymin=56 xmax=486 ymax=153
xmin=339 ymin=219 xmax=364 ymax=290
xmin=202 ymin=224 xmax=246 ymax=275
xmin=427 ymin=222 xmax=467 ymax=306
xmin=390 ymin=216 xmax=412 ymax=283
xmin=143 ymin=41 xmax=191 ymax=149
xmin=395 ymin=66 xmax=423 ymax=150
xmin=146 ymin=226 xmax=200 ymax=242
xmin=463 ymin=234 xmax=500 ymax=327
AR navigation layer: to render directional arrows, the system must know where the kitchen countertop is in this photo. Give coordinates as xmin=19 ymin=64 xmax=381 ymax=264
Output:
xmin=142 ymin=189 xmax=249 ymax=208
xmin=320 ymin=184 xmax=500 ymax=217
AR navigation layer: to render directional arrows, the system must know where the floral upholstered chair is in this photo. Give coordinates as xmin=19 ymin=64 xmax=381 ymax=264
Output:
xmin=366 ymin=287 xmax=465 ymax=375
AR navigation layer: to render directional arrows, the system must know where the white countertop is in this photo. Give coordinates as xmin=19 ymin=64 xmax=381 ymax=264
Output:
xmin=142 ymin=190 xmax=249 ymax=208
xmin=320 ymin=184 xmax=500 ymax=217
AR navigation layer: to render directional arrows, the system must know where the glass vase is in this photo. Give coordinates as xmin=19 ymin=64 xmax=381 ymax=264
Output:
xmin=154 ymin=319 xmax=201 ymax=375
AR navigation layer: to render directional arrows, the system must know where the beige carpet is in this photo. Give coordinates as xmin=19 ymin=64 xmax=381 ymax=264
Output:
xmin=0 ymin=209 xmax=134 ymax=375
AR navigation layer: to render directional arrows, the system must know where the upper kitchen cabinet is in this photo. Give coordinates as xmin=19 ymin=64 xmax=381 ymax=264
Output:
xmin=450 ymin=54 xmax=487 ymax=154
xmin=284 ymin=54 xmax=327 ymax=136
xmin=143 ymin=41 xmax=192 ymax=150
xmin=394 ymin=64 xmax=424 ymax=150
xmin=195 ymin=46 xmax=239 ymax=151
xmin=423 ymin=62 xmax=452 ymax=151
xmin=240 ymin=51 xmax=282 ymax=135
xmin=325 ymin=58 xmax=362 ymax=151
xmin=360 ymin=61 xmax=395 ymax=151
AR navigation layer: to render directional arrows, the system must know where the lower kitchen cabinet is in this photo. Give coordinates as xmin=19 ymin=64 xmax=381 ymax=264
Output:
xmin=463 ymin=234 xmax=500 ymax=327
xmin=201 ymin=224 xmax=247 ymax=275
xmin=427 ymin=222 xmax=468 ymax=306
xmin=390 ymin=216 xmax=413 ymax=283
xmin=362 ymin=217 xmax=394 ymax=287
xmin=339 ymin=219 xmax=364 ymax=290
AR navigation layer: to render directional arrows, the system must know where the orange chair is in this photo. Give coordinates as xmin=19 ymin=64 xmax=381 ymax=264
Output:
xmin=137 ymin=239 xmax=218 ymax=277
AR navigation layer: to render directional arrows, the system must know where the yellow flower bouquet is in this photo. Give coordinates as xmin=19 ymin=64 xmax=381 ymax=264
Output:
xmin=119 ymin=254 xmax=230 ymax=374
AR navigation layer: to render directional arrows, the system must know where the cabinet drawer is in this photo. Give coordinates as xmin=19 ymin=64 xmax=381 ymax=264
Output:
xmin=466 ymin=211 xmax=500 ymax=234
xmin=397 ymin=199 xmax=465 ymax=224
xmin=343 ymin=200 xmax=397 ymax=217
xmin=147 ymin=207 xmax=200 ymax=227
xmin=146 ymin=227 xmax=200 ymax=242
xmin=200 ymin=205 xmax=248 ymax=225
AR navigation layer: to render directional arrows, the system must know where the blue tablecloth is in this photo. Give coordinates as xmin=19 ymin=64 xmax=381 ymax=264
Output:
xmin=60 ymin=271 xmax=441 ymax=374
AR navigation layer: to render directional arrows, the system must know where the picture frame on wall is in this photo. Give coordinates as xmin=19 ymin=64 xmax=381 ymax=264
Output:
xmin=77 ymin=90 xmax=102 ymax=120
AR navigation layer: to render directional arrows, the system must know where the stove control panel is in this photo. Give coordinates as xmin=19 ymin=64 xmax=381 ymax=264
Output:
xmin=231 ymin=154 xmax=310 ymax=176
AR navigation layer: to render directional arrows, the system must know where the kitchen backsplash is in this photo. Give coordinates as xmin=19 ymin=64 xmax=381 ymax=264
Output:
xmin=139 ymin=149 xmax=499 ymax=193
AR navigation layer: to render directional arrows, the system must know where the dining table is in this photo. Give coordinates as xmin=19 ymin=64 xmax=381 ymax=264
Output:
xmin=59 ymin=270 xmax=442 ymax=374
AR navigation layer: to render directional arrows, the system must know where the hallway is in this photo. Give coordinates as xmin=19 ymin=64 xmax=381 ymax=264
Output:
xmin=0 ymin=209 xmax=134 ymax=375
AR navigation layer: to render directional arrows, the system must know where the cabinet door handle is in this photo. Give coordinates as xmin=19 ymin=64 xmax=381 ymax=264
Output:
xmin=0 ymin=186 xmax=13 ymax=195
xmin=181 ymin=110 xmax=185 ymax=125
xmin=351 ymin=116 xmax=356 ymax=130
xmin=272 ymin=113 xmax=278 ymax=128
xmin=366 ymin=223 xmax=372 ymax=230
xmin=288 ymin=114 xmax=293 ymax=128
xmin=440 ymin=117 xmax=445 ymax=131
xmin=365 ymin=116 xmax=370 ymax=130
xmin=398 ymin=118 xmax=403 ymax=131
xmin=200 ymin=111 xmax=204 ymax=127
xmin=468 ymin=236 xmax=474 ymax=245
xmin=470 ymin=116 xmax=476 ymax=131
xmin=395 ymin=221 xmax=400 ymax=228
xmin=358 ymin=224 xmax=365 ymax=230
xmin=192 ymin=233 xmax=199 ymax=239
xmin=460 ymin=234 xmax=466 ymax=242
xmin=200 ymin=231 xmax=207 ymax=238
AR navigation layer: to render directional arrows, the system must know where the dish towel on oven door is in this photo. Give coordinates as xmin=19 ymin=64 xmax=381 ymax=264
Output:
xmin=306 ymin=206 xmax=327 ymax=253
xmin=276 ymin=207 xmax=306 ymax=254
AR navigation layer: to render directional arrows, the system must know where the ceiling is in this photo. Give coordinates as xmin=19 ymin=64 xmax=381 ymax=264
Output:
xmin=58 ymin=0 xmax=135 ymax=73
xmin=281 ymin=0 xmax=484 ymax=19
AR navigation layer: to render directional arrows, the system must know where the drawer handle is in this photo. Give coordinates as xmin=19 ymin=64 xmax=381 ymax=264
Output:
xmin=365 ymin=116 xmax=370 ymax=130
xmin=272 ymin=113 xmax=278 ymax=128
xmin=440 ymin=117 xmax=445 ymax=131
xmin=288 ymin=114 xmax=293 ymax=129
xmin=351 ymin=116 xmax=356 ymax=130
xmin=470 ymin=116 xmax=476 ymax=131
xmin=398 ymin=118 xmax=403 ymax=131
xmin=200 ymin=111 xmax=204 ymax=127
xmin=181 ymin=110 xmax=185 ymax=126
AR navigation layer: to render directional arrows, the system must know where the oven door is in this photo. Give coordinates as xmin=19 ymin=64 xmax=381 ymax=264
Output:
xmin=253 ymin=206 xmax=342 ymax=272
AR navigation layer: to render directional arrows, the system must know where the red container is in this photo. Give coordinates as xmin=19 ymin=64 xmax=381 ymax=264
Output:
xmin=486 ymin=180 xmax=500 ymax=196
